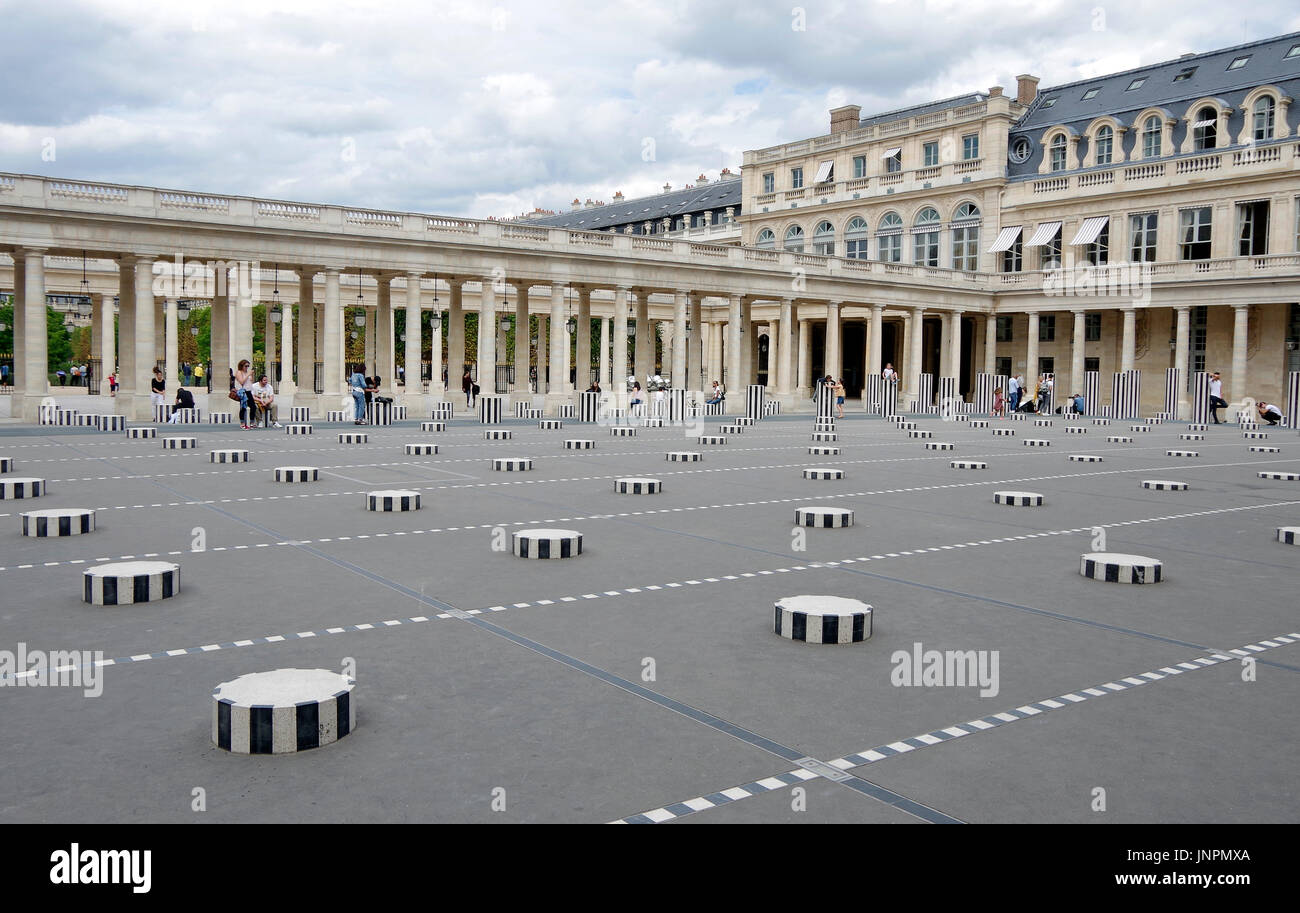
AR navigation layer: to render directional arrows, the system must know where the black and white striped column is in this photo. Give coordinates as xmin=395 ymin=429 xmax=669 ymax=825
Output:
xmin=1080 ymin=553 xmax=1162 ymax=584
xmin=484 ymin=429 xmax=513 ymax=440
xmin=405 ymin=443 xmax=438 ymax=455
xmin=580 ymin=391 xmax=600 ymax=423
xmin=274 ymin=466 xmax=319 ymax=482
xmin=668 ymin=389 xmax=686 ymax=424
xmin=863 ymin=374 xmax=883 ymax=416
xmin=666 ymin=451 xmax=701 ymax=461
xmin=816 ymin=383 xmax=834 ymax=422
xmin=1083 ymin=370 xmax=1100 ymax=417
xmin=152 ymin=404 xmax=173 ymax=423
xmin=1110 ymin=369 xmax=1140 ymax=420
xmin=565 ymin=439 xmax=595 ymax=450
xmin=286 ymin=423 xmax=313 ymax=435
xmin=803 ymin=467 xmax=843 ymax=480
xmin=366 ymin=490 xmax=420 ymax=511
xmin=1286 ymin=371 xmax=1300 ymax=430
xmin=774 ymin=595 xmax=872 ymax=644
xmin=339 ymin=432 xmax=369 ymax=444
xmin=937 ymin=376 xmax=958 ymax=417
xmin=994 ymin=490 xmax=1043 ymax=506
xmin=162 ymin=436 xmax=197 ymax=449
xmin=84 ymin=560 xmax=180 ymax=605
xmin=290 ymin=406 xmax=310 ymax=423
xmin=746 ymin=384 xmax=765 ymax=421
xmin=478 ymin=395 xmax=502 ymax=424
xmin=421 ymin=421 xmax=446 ymax=432
xmin=432 ymin=402 xmax=455 ymax=420
xmin=210 ymin=449 xmax=250 ymax=463
xmin=126 ymin=427 xmax=157 ymax=439
xmin=213 ymin=668 xmax=356 ymax=754
xmin=209 ymin=412 xmax=233 ymax=424
xmin=96 ymin=414 xmax=126 ymax=431
xmin=492 ymin=457 xmax=533 ymax=471
xmin=1192 ymin=372 xmax=1212 ymax=424
xmin=794 ymin=507 xmax=853 ymax=527
xmin=614 ymin=477 xmax=662 ymax=494
xmin=1163 ymin=368 xmax=1180 ymax=418
xmin=913 ymin=373 xmax=934 ymax=413
xmin=512 ymin=528 xmax=582 ymax=558
xmin=22 ymin=508 xmax=96 ymax=537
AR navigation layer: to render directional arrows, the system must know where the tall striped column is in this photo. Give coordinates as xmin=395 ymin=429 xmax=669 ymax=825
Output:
xmin=863 ymin=374 xmax=883 ymax=415
xmin=1285 ymin=371 xmax=1299 ymax=430
xmin=747 ymin=384 xmax=765 ymax=421
xmin=1083 ymin=371 xmax=1100 ymax=417
xmin=914 ymin=374 xmax=934 ymax=413
xmin=1111 ymin=369 xmax=1140 ymax=419
xmin=668 ymin=388 xmax=686 ymax=424
xmin=1163 ymin=368 xmax=1180 ymax=418
xmin=938 ymin=376 xmax=958 ymax=417
xmin=816 ymin=382 xmax=835 ymax=421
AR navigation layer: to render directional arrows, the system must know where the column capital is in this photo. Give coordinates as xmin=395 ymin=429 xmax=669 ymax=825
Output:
xmin=405 ymin=270 xmax=424 ymax=281
xmin=1232 ymin=303 xmax=1250 ymax=313
xmin=1070 ymin=306 xmax=1089 ymax=316
xmin=1173 ymin=304 xmax=1190 ymax=313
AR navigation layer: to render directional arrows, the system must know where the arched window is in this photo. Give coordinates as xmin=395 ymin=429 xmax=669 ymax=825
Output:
xmin=1193 ymin=106 xmax=1217 ymax=151
xmin=1049 ymin=134 xmax=1067 ymax=171
xmin=951 ymin=203 xmax=981 ymax=271
xmin=877 ymin=212 xmax=903 ymax=263
xmin=913 ymin=207 xmax=940 ymax=267
xmin=1253 ymin=96 xmax=1276 ymax=142
xmin=783 ymin=225 xmax=805 ymax=252
xmin=1142 ymin=115 xmax=1162 ymax=158
xmin=844 ymin=217 xmax=869 ymax=260
xmin=812 ymin=221 xmax=835 ymax=255
xmin=756 ymin=228 xmax=775 ymax=250
xmin=1094 ymin=125 xmax=1113 ymax=165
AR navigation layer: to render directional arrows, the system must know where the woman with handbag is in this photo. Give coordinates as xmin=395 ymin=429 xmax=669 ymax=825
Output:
xmin=233 ymin=360 xmax=256 ymax=429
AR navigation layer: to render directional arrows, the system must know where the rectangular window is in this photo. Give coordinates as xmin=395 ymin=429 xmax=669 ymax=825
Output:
xmin=1236 ymin=200 xmax=1270 ymax=256
xmin=878 ymin=233 xmax=902 ymax=262
xmin=1001 ymin=237 xmax=1023 ymax=273
xmin=790 ymin=167 xmax=803 ymax=189
xmin=996 ymin=316 xmax=1014 ymax=342
xmin=1130 ymin=212 xmax=1157 ymax=262
xmin=885 ymin=151 xmax=902 ymax=173
xmin=853 ymin=155 xmax=866 ymax=179
xmin=814 ymin=160 xmax=834 ymax=184
xmin=952 ymin=225 xmax=979 ymax=271
xmin=1227 ymin=55 xmax=1250 ymax=70
xmin=923 ymin=142 xmax=939 ymax=167
xmin=1039 ymin=315 xmax=1056 ymax=342
xmin=1081 ymin=88 xmax=1100 ymax=100
xmin=1085 ymin=313 xmax=1102 ymax=341
xmin=962 ymin=134 xmax=979 ymax=160
xmin=1190 ymin=305 xmax=1208 ymax=379
xmin=996 ymin=356 xmax=1013 ymax=378
xmin=762 ymin=172 xmax=774 ymax=194
xmin=1084 ymin=356 xmax=1100 ymax=374
xmin=1042 ymin=233 xmax=1062 ymax=270
xmin=1086 ymin=223 xmax=1109 ymax=266
xmin=1126 ymin=77 xmax=1146 ymax=91
xmin=1095 ymin=131 xmax=1112 ymax=165
xmin=1142 ymin=121 xmax=1162 ymax=158
xmin=1050 ymin=140 xmax=1067 ymax=172
xmin=1038 ymin=357 xmax=1055 ymax=377
xmin=1179 ymin=207 xmax=1212 ymax=260
xmin=913 ymin=230 xmax=939 ymax=267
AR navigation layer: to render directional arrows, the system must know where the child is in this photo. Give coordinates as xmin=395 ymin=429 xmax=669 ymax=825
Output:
xmin=992 ymin=386 xmax=1004 ymax=418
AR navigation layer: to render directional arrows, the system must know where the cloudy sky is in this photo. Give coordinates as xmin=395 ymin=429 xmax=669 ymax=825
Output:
xmin=2 ymin=0 xmax=1296 ymax=219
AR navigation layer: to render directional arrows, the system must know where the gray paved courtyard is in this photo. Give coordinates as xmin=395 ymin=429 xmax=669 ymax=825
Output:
xmin=0 ymin=410 xmax=1296 ymax=823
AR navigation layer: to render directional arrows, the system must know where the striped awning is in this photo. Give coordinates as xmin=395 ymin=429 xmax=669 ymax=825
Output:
xmin=987 ymin=225 xmax=1022 ymax=253
xmin=814 ymin=160 xmax=834 ymax=183
xmin=1192 ymin=118 xmax=1216 ymax=128
xmin=1024 ymin=220 xmax=1063 ymax=247
xmin=881 ymin=147 xmax=901 ymax=159
xmin=1070 ymin=215 xmax=1109 ymax=246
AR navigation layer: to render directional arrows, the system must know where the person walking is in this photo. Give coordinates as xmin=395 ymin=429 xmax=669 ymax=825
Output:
xmin=1007 ymin=374 xmax=1021 ymax=414
xmin=194 ymin=362 xmax=204 ymax=387
xmin=1208 ymin=371 xmax=1227 ymax=424
xmin=462 ymin=368 xmax=474 ymax=409
xmin=992 ymin=386 xmax=1004 ymax=418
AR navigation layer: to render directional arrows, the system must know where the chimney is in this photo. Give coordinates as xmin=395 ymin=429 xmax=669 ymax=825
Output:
xmin=613 ymin=190 xmax=624 ymax=201
xmin=829 ymin=104 xmax=862 ymax=135
xmin=720 ymin=167 xmax=734 ymax=179
xmin=696 ymin=173 xmax=709 ymax=184
xmin=1016 ymin=74 xmax=1039 ymax=105
xmin=663 ymin=182 xmax=672 ymax=192
xmin=571 ymin=197 xmax=581 ymax=211
xmin=988 ymin=85 xmax=1004 ymax=98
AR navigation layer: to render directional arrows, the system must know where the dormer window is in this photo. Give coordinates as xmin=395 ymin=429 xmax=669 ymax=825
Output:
xmin=1227 ymin=55 xmax=1250 ymax=70
xmin=1126 ymin=77 xmax=1146 ymax=91
xmin=1192 ymin=106 xmax=1217 ymax=151
xmin=1142 ymin=115 xmax=1163 ymax=157
xmin=1041 ymin=97 xmax=1057 ymax=108
xmin=1081 ymin=87 xmax=1100 ymax=100
xmin=1285 ymin=43 xmax=1300 ymax=59
xmin=1095 ymin=125 xmax=1113 ymax=165
xmin=1049 ymin=134 xmax=1067 ymax=171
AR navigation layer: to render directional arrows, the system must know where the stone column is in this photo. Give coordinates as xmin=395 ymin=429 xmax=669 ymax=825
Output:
xmin=478 ymin=277 xmax=497 ymax=393
xmin=297 ymin=270 xmax=316 ymax=396
xmin=376 ymin=277 xmax=394 ymax=393
xmin=322 ymin=269 xmax=342 ymax=397
xmin=825 ymin=301 xmax=842 ymax=381
xmin=613 ymin=287 xmax=629 ymax=393
xmin=154 ymin=296 xmax=165 ymax=371
xmin=512 ymin=282 xmax=529 ymax=397
xmin=984 ymin=314 xmax=997 ymax=374
xmin=210 ymin=277 xmax=229 ymax=408
xmin=1120 ymin=308 xmax=1136 ymax=373
xmin=907 ymin=306 xmax=924 ymax=405
xmin=402 ymin=275 xmax=422 ymax=396
xmin=599 ymin=316 xmax=610 ymax=388
xmin=1174 ymin=305 xmax=1190 ymax=419
xmin=948 ymin=311 xmax=963 ymax=386
xmin=577 ymin=287 xmax=592 ymax=392
xmin=870 ymin=305 xmax=884 ymax=380
xmin=1231 ymin=304 xmax=1249 ymax=406
xmin=726 ymin=294 xmax=742 ymax=411
xmin=537 ymin=315 xmax=548 ymax=389
xmin=549 ymin=284 xmax=568 ymax=397
xmin=778 ymin=299 xmax=794 ymax=395
xmin=688 ymin=294 xmax=703 ymax=393
xmin=796 ymin=318 xmax=811 ymax=398
xmin=17 ymin=249 xmax=48 ymax=421
xmin=264 ymin=301 xmax=276 ymax=378
xmin=234 ymin=292 xmax=252 ymax=370
xmin=1071 ymin=309 xmax=1087 ymax=405
xmin=10 ymin=251 xmax=24 ymax=406
xmin=279 ymin=296 xmax=295 ymax=394
xmin=671 ymin=289 xmax=688 ymax=391
xmin=95 ymin=293 xmax=114 ymax=397
xmin=117 ymin=260 xmax=135 ymax=399
xmin=447 ymin=279 xmax=464 ymax=394
xmin=165 ymin=297 xmax=180 ymax=392
xmin=633 ymin=291 xmax=651 ymax=386
xmin=1026 ymin=312 xmax=1041 ymax=385
xmin=132 ymin=258 xmax=156 ymax=421
xmin=740 ymin=312 xmax=755 ymax=387
xmin=364 ymin=306 xmax=377 ymax=376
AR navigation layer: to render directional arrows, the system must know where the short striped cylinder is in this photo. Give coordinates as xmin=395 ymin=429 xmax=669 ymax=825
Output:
xmin=641 ymin=417 xmax=664 ymax=428
xmin=538 ymin=419 xmax=564 ymax=430
xmin=1187 ymin=423 xmax=1207 ymax=432
xmin=209 ymin=413 xmax=233 ymax=424
xmin=610 ymin=426 xmax=637 ymax=437
xmin=1092 ymin=418 xmax=1111 ymax=426
xmin=1179 ymin=433 xmax=1204 ymax=441
xmin=924 ymin=441 xmax=953 ymax=450
xmin=75 ymin=413 xmax=98 ymax=427
xmin=1249 ymin=445 xmax=1281 ymax=453
xmin=564 ymin=439 xmax=595 ymax=450
xmin=173 ymin=408 xmax=200 ymax=424
xmin=808 ymin=446 xmax=840 ymax=455
xmin=763 ymin=401 xmax=781 ymax=416
xmin=1277 ymin=527 xmax=1299 ymax=545
xmin=908 ymin=429 xmax=933 ymax=439
xmin=404 ymin=443 xmax=438 ymax=455
xmin=992 ymin=428 xmax=1015 ymax=436
xmin=969 ymin=419 xmax=989 ymax=428
xmin=666 ymin=451 xmax=701 ymax=461
xmin=994 ymin=491 xmax=1043 ymax=506
xmin=811 ymin=432 xmax=837 ymax=442
xmin=394 ymin=405 xmax=408 ymax=421
xmin=21 ymin=508 xmax=96 ymax=537
xmin=290 ymin=407 xmax=310 ymax=423
xmin=1142 ymin=480 xmax=1188 ymax=490
xmin=95 ymin=414 xmax=127 ymax=431
xmin=432 ymin=403 xmax=455 ymax=420
xmin=152 ymin=404 xmax=173 ymax=423
xmin=1080 ymin=553 xmax=1162 ymax=585
xmin=888 ymin=415 xmax=906 ymax=424
xmin=366 ymin=401 xmax=392 ymax=425
xmin=1008 ymin=413 xmax=1026 ymax=421
xmin=1144 ymin=417 xmax=1162 ymax=425
xmin=580 ymin=391 xmax=600 ymax=422
xmin=478 ymin=395 xmax=503 ymax=424
xmin=1243 ymin=431 xmax=1269 ymax=439
xmin=37 ymin=404 xmax=58 ymax=424
xmin=951 ymin=413 xmax=970 ymax=422
xmin=274 ymin=466 xmax=318 ymax=482
xmin=1069 ymin=454 xmax=1104 ymax=462
xmin=484 ymin=429 xmax=513 ymax=440
xmin=1034 ymin=419 xmax=1053 ymax=427
xmin=83 ymin=560 xmax=180 ymax=605
xmin=1023 ymin=439 xmax=1050 ymax=447
xmin=210 ymin=449 xmax=250 ymax=463
xmin=558 ymin=404 xmax=575 ymax=419
xmin=519 ymin=408 xmax=542 ymax=420
xmin=327 ymin=411 xmax=348 ymax=422
xmin=339 ymin=432 xmax=369 ymax=444
xmin=950 ymin=460 xmax=986 ymax=469
xmin=1106 ymin=435 xmax=1134 ymax=443
xmin=162 ymin=436 xmax=197 ymax=449
xmin=1259 ymin=471 xmax=1300 ymax=481
xmin=614 ymin=478 xmax=662 ymax=494
xmin=774 ymin=596 xmax=872 ymax=645
xmin=512 ymin=528 xmax=582 ymax=559
xmin=719 ymin=423 xmax=745 ymax=433
xmin=1065 ymin=426 xmax=1087 ymax=434
xmin=794 ymin=507 xmax=853 ymax=528
xmin=803 ymin=468 xmax=843 ymax=480
xmin=1129 ymin=425 xmax=1151 ymax=433
xmin=0 ymin=457 xmax=11 ymax=473
xmin=126 ymin=427 xmax=157 ymax=439
xmin=212 ymin=669 xmax=356 ymax=755
xmin=697 ymin=435 xmax=726 ymax=445
xmin=735 ymin=417 xmax=756 ymax=426
xmin=286 ymin=423 xmax=313 ymax=435
xmin=366 ymin=490 xmax=420 ymax=511
xmin=421 ymin=421 xmax=446 ymax=432
xmin=895 ymin=421 xmax=916 ymax=431
xmin=55 ymin=409 xmax=78 ymax=425
xmin=492 ymin=457 xmax=533 ymax=471
xmin=1166 ymin=450 xmax=1199 ymax=457
xmin=512 ymin=404 xmax=532 ymax=417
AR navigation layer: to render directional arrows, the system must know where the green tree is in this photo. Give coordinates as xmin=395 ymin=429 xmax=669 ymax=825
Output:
xmin=46 ymin=306 xmax=73 ymax=380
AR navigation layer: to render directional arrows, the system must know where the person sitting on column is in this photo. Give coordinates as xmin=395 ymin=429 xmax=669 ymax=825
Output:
xmin=348 ymin=366 xmax=368 ymax=424
xmin=706 ymin=381 xmax=724 ymax=405
xmin=629 ymin=381 xmax=644 ymax=411
xmin=150 ymin=367 xmax=166 ymax=409
xmin=168 ymin=385 xmax=196 ymax=423
xmin=882 ymin=363 xmax=897 ymax=384
xmin=585 ymin=380 xmax=601 ymax=393
xmin=1257 ymin=401 xmax=1283 ymax=426
xmin=252 ymin=374 xmax=281 ymax=428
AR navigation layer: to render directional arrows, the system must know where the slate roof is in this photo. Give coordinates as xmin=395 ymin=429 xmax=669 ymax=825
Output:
xmin=857 ymin=92 xmax=988 ymax=128
xmin=524 ymin=177 xmax=742 ymax=231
